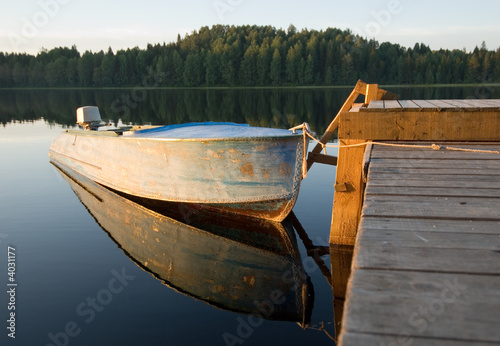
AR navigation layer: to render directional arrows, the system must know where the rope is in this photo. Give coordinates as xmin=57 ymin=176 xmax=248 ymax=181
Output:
xmin=295 ymin=126 xmax=500 ymax=155
xmin=289 ymin=123 xmax=500 ymax=179
xmin=289 ymin=123 xmax=311 ymax=178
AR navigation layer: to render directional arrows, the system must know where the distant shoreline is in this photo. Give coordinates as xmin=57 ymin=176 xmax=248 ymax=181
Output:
xmin=1 ymin=83 xmax=500 ymax=91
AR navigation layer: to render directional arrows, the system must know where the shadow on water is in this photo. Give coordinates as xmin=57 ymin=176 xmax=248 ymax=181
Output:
xmin=51 ymin=161 xmax=318 ymax=329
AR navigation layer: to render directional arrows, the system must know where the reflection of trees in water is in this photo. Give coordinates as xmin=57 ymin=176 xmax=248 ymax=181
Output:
xmin=1 ymin=87 xmax=494 ymax=132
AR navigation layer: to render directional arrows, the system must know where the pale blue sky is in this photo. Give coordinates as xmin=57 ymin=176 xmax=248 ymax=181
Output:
xmin=1 ymin=0 xmax=499 ymax=54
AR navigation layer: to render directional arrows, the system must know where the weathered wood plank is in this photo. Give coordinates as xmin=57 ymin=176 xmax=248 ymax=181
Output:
xmin=410 ymin=100 xmax=440 ymax=110
xmin=340 ymin=332 xmax=496 ymax=346
xmin=460 ymin=99 xmax=500 ymax=109
xmin=355 ymin=245 xmax=500 ymax=273
xmin=372 ymin=140 xmax=500 ymax=146
xmin=398 ymin=100 xmax=421 ymax=110
xmin=434 ymin=99 xmax=461 ymax=108
xmin=339 ymin=111 xmax=500 ymax=141
xmin=370 ymin=158 xmax=500 ymax=169
xmin=367 ymin=179 xmax=500 ymax=189
xmin=451 ymin=99 xmax=482 ymax=110
xmin=367 ymin=173 xmax=500 ymax=182
xmin=371 ymin=150 xmax=500 ymax=160
xmin=363 ymin=193 xmax=500 ymax=205
xmin=441 ymin=99 xmax=478 ymax=109
xmin=366 ymin=185 xmax=500 ymax=198
xmin=461 ymin=99 xmax=498 ymax=109
xmin=366 ymin=100 xmax=384 ymax=109
xmin=371 ymin=143 xmax=500 ymax=152
xmin=479 ymin=99 xmax=500 ymax=107
xmin=425 ymin=99 xmax=458 ymax=110
xmin=341 ymin=270 xmax=500 ymax=342
xmin=362 ymin=195 xmax=500 ymax=220
xmin=357 ymin=228 xmax=500 ymax=251
xmin=383 ymin=100 xmax=403 ymax=110
xmin=368 ymin=166 xmax=500 ymax=175
xmin=360 ymin=216 xmax=500 ymax=234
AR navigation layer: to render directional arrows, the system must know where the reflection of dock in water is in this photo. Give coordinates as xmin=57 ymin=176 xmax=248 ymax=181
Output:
xmin=52 ymin=161 xmax=314 ymax=327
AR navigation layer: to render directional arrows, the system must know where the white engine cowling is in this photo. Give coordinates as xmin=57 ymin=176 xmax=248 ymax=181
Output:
xmin=76 ymin=106 xmax=102 ymax=130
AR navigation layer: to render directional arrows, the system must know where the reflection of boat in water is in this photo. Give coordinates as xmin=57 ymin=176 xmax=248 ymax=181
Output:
xmin=52 ymin=161 xmax=314 ymax=326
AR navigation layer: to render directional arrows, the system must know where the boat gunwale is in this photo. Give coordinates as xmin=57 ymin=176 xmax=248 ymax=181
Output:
xmin=64 ymin=129 xmax=304 ymax=142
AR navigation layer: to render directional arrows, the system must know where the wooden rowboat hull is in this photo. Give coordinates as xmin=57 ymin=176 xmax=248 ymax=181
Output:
xmin=49 ymin=126 xmax=306 ymax=221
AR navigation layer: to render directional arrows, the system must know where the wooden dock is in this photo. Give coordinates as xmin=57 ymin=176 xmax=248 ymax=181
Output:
xmin=339 ymin=143 xmax=500 ymax=345
xmin=309 ymin=82 xmax=500 ymax=345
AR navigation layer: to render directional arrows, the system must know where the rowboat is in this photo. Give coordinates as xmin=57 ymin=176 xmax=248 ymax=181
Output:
xmin=49 ymin=106 xmax=308 ymax=221
xmin=53 ymin=162 xmax=314 ymax=326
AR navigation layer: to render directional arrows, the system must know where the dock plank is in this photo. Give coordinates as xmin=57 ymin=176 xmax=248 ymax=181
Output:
xmin=368 ymin=166 xmax=500 ymax=175
xmin=449 ymin=99 xmax=481 ymax=110
xmin=360 ymin=217 xmax=500 ymax=234
xmin=371 ymin=142 xmax=500 ymax=152
xmin=362 ymin=195 xmax=500 ymax=220
xmin=355 ymin=243 xmax=500 ymax=275
xmin=426 ymin=100 xmax=458 ymax=110
xmin=432 ymin=99 xmax=500 ymax=110
xmin=398 ymin=100 xmax=421 ymax=110
xmin=342 ymin=270 xmax=500 ymax=342
xmin=458 ymin=99 xmax=500 ymax=109
xmin=357 ymin=228 xmax=500 ymax=251
xmin=439 ymin=99 xmax=473 ymax=109
xmin=367 ymin=173 xmax=500 ymax=182
xmin=366 ymin=100 xmax=384 ymax=110
xmin=367 ymin=179 xmax=500 ymax=189
xmin=369 ymin=158 xmax=500 ymax=169
xmin=365 ymin=185 xmax=500 ymax=198
xmin=411 ymin=100 xmax=440 ymax=110
xmin=371 ymin=149 xmax=500 ymax=160
xmin=340 ymin=332 xmax=496 ymax=346
xmin=480 ymin=99 xmax=500 ymax=107
xmin=383 ymin=100 xmax=403 ymax=110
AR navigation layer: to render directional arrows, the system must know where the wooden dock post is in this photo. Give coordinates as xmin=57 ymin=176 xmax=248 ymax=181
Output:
xmin=330 ymin=140 xmax=366 ymax=245
xmin=329 ymin=83 xmax=397 ymax=245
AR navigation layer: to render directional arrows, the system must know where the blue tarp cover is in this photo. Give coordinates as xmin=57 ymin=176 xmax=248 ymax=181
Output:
xmin=128 ymin=122 xmax=299 ymax=139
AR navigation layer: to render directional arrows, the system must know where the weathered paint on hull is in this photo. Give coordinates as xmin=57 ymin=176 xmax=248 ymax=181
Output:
xmin=49 ymin=129 xmax=305 ymax=221
xmin=53 ymin=162 xmax=313 ymax=325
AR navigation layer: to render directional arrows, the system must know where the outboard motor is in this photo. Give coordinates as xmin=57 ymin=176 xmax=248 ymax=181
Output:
xmin=76 ymin=106 xmax=107 ymax=130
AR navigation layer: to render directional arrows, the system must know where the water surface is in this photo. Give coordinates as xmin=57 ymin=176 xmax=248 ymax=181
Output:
xmin=1 ymin=86 xmax=497 ymax=345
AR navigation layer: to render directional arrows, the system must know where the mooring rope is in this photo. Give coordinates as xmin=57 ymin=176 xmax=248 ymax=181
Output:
xmin=290 ymin=123 xmax=500 ymax=155
xmin=290 ymin=123 xmax=312 ymax=178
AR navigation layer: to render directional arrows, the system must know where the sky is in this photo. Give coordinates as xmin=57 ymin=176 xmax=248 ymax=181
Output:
xmin=1 ymin=0 xmax=500 ymax=55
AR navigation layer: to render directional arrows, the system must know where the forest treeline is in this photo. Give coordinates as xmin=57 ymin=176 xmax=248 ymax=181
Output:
xmin=1 ymin=24 xmax=499 ymax=88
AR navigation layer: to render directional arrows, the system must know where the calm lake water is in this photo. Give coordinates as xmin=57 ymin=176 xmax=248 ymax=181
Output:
xmin=1 ymin=86 xmax=498 ymax=346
